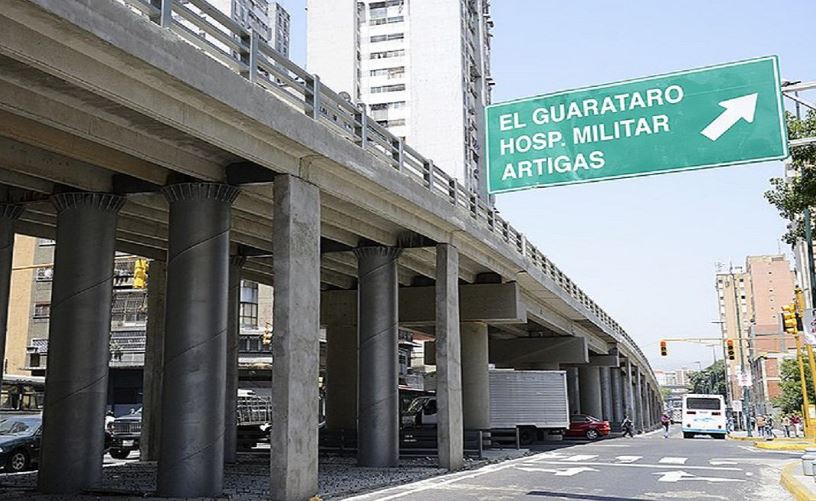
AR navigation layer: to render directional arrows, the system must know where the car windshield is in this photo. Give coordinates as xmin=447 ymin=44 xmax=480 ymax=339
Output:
xmin=0 ymin=416 xmax=40 ymax=436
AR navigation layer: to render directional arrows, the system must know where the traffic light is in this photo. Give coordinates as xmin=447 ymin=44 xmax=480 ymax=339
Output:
xmin=133 ymin=258 xmax=148 ymax=289
xmin=796 ymin=287 xmax=806 ymax=315
xmin=726 ymin=339 xmax=735 ymax=360
xmin=659 ymin=339 xmax=668 ymax=357
xmin=782 ymin=303 xmax=798 ymax=334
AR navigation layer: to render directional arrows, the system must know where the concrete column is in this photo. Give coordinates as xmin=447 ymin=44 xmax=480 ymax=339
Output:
xmin=157 ymin=183 xmax=238 ymax=498
xmin=325 ymin=323 xmax=358 ymax=431
xmin=38 ymin=193 xmax=123 ymax=494
xmin=635 ymin=372 xmax=645 ymax=432
xmin=599 ymin=367 xmax=613 ymax=422
xmin=224 ymin=256 xmax=245 ymax=464
xmin=355 ymin=246 xmax=401 ymax=468
xmin=611 ymin=367 xmax=624 ymax=427
xmin=0 ymin=205 xmax=22 ymax=375
xmin=435 ymin=244 xmax=462 ymax=470
xmin=269 ymin=175 xmax=321 ymax=501
xmin=566 ymin=367 xmax=580 ymax=415
xmin=624 ymin=361 xmax=635 ymax=423
xmin=644 ymin=384 xmax=652 ymax=430
xmin=461 ymin=322 xmax=490 ymax=430
xmin=578 ymin=366 xmax=602 ymax=418
xmin=141 ymin=260 xmax=167 ymax=462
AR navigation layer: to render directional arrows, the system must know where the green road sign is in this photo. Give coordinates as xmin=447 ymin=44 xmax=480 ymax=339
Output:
xmin=485 ymin=56 xmax=788 ymax=194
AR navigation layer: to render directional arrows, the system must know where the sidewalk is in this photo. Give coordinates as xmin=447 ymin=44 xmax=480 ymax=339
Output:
xmin=781 ymin=461 xmax=816 ymax=501
xmin=729 ymin=430 xmax=814 ymax=451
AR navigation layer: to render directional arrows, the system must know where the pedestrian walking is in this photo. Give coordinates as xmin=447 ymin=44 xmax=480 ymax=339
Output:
xmin=756 ymin=415 xmax=766 ymax=438
xmin=782 ymin=415 xmax=791 ymax=438
xmin=660 ymin=412 xmax=670 ymax=438
xmin=765 ymin=415 xmax=775 ymax=439
xmin=621 ymin=415 xmax=634 ymax=438
xmin=792 ymin=414 xmax=802 ymax=438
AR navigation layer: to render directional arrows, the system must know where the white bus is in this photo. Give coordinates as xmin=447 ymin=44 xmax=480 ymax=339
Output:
xmin=681 ymin=393 xmax=727 ymax=439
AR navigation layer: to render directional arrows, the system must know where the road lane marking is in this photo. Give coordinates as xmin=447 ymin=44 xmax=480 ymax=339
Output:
xmin=659 ymin=457 xmax=687 ymax=464
xmin=562 ymin=454 xmax=598 ymax=462
xmin=515 ymin=466 xmax=598 ymax=477
xmin=616 ymin=456 xmax=642 ymax=463
xmin=653 ymin=470 xmax=744 ymax=483
xmin=531 ymin=460 xmax=741 ymax=472
xmin=710 ymin=460 xmax=738 ymax=465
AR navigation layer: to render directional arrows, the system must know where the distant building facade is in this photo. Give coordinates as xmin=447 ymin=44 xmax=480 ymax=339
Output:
xmin=306 ymin=0 xmax=495 ymax=200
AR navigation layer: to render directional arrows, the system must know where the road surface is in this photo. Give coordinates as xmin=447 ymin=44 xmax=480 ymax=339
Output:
xmin=348 ymin=426 xmax=795 ymax=500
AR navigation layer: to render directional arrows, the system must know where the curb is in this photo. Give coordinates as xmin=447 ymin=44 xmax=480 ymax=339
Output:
xmin=756 ymin=441 xmax=814 ymax=452
xmin=781 ymin=461 xmax=816 ymax=501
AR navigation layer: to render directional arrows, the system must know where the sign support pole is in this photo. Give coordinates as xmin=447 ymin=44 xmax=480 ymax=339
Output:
xmin=796 ymin=334 xmax=813 ymax=438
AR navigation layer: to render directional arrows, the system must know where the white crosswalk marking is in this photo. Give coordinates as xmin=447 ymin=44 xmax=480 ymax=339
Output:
xmin=562 ymin=455 xmax=598 ymax=462
xmin=659 ymin=457 xmax=688 ymax=464
xmin=615 ymin=456 xmax=642 ymax=463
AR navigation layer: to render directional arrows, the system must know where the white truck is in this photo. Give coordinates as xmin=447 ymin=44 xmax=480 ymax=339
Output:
xmin=402 ymin=369 xmax=570 ymax=445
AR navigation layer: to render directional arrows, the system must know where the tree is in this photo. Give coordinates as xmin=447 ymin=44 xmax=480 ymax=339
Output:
xmin=765 ymin=110 xmax=816 ymax=244
xmin=774 ymin=358 xmax=815 ymax=415
xmin=689 ymin=360 xmax=727 ymax=398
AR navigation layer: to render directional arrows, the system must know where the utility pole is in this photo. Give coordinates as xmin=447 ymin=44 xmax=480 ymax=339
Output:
xmin=729 ymin=267 xmax=752 ymax=436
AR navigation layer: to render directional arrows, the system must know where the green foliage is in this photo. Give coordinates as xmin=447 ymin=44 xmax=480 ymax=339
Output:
xmin=688 ymin=360 xmax=728 ymax=397
xmin=774 ymin=357 xmax=816 ymax=415
xmin=659 ymin=386 xmax=672 ymax=400
xmin=765 ymin=110 xmax=816 ymax=245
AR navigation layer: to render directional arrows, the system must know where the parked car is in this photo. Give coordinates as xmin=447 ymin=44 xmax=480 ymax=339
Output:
xmin=565 ymin=414 xmax=610 ymax=440
xmin=109 ymin=408 xmax=141 ymax=459
xmin=0 ymin=414 xmax=41 ymax=472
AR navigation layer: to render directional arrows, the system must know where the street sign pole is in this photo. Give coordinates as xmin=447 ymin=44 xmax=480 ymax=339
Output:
xmin=796 ymin=333 xmax=813 ymax=438
xmin=485 ymin=56 xmax=788 ymax=194
xmin=730 ymin=270 xmax=752 ymax=437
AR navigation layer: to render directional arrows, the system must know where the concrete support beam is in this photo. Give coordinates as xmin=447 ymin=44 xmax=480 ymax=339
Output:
xmin=269 ymin=175 xmax=321 ymax=501
xmin=489 ymin=337 xmax=587 ymax=368
xmin=461 ymin=322 xmax=490 ymax=430
xmin=140 ymin=260 xmax=166 ymax=462
xmin=0 ymin=205 xmax=22 ymax=375
xmin=224 ymin=256 xmax=245 ymax=464
xmin=566 ymin=367 xmax=580 ymax=415
xmin=644 ymin=383 xmax=652 ymax=430
xmin=578 ymin=366 xmax=602 ymax=419
xmin=635 ymin=372 xmax=645 ymax=433
xmin=325 ymin=323 xmax=358 ymax=431
xmin=38 ymin=193 xmax=123 ymax=494
xmin=624 ymin=361 xmax=635 ymax=424
xmin=355 ymin=246 xmax=401 ymax=467
xmin=157 ymin=183 xmax=238 ymax=498
xmin=599 ymin=367 xmax=613 ymax=422
xmin=611 ymin=367 xmax=624 ymax=427
xmin=435 ymin=244 xmax=463 ymax=470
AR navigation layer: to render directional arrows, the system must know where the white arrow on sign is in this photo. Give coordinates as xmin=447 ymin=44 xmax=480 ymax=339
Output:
xmin=516 ymin=466 xmax=598 ymax=477
xmin=700 ymin=93 xmax=758 ymax=141
xmin=653 ymin=470 xmax=744 ymax=483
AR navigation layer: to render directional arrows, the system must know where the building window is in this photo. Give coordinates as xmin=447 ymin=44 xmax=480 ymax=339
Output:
xmin=376 ymin=118 xmax=406 ymax=127
xmin=369 ymin=67 xmax=405 ymax=79
xmin=111 ymin=291 xmax=147 ymax=324
xmin=370 ymin=101 xmax=406 ymax=111
xmin=370 ymin=50 xmax=405 ymax=60
xmin=35 ymin=267 xmax=53 ymax=282
xmin=370 ymin=33 xmax=404 ymax=43
xmin=33 ymin=303 xmax=50 ymax=320
xmin=370 ymin=84 xmax=406 ymax=94
xmin=369 ymin=16 xmax=405 ymax=26
xmin=240 ymin=280 xmax=259 ymax=328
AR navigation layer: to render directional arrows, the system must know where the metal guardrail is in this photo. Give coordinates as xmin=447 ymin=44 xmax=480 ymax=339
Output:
xmin=114 ymin=0 xmax=652 ymax=376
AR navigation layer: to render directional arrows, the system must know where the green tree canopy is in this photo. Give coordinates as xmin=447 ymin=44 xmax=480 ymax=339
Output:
xmin=774 ymin=358 xmax=815 ymax=415
xmin=765 ymin=110 xmax=816 ymax=244
xmin=688 ymin=360 xmax=728 ymax=398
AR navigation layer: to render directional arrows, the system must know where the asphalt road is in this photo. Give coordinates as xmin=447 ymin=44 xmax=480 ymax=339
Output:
xmin=348 ymin=426 xmax=797 ymax=501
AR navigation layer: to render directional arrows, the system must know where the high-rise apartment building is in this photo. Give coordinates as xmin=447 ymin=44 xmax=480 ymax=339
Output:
xmin=715 ymin=255 xmax=796 ymax=415
xmin=306 ymin=0 xmax=495 ymax=200
xmin=208 ymin=0 xmax=290 ymax=55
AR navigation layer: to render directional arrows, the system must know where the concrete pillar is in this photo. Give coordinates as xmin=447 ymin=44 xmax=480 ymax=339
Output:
xmin=224 ymin=256 xmax=245 ymax=464
xmin=325 ymin=323 xmax=358 ymax=431
xmin=599 ymin=367 xmax=613 ymax=422
xmin=0 ymin=205 xmax=22 ymax=375
xmin=157 ymin=183 xmax=238 ymax=498
xmin=635 ymin=372 xmax=645 ymax=432
xmin=566 ymin=367 xmax=580 ymax=415
xmin=578 ymin=366 xmax=602 ymax=418
xmin=611 ymin=367 xmax=624 ymax=427
xmin=624 ymin=361 xmax=635 ymax=423
xmin=644 ymin=384 xmax=652 ymax=430
xmin=269 ymin=175 xmax=321 ymax=501
xmin=435 ymin=244 xmax=462 ymax=470
xmin=461 ymin=322 xmax=490 ymax=430
xmin=38 ymin=193 xmax=123 ymax=494
xmin=141 ymin=260 xmax=167 ymax=462
xmin=355 ymin=246 xmax=401 ymax=468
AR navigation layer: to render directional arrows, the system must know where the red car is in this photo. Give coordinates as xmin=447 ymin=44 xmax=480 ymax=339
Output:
xmin=566 ymin=414 xmax=611 ymax=440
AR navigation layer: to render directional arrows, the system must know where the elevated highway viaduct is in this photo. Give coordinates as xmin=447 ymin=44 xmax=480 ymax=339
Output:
xmin=0 ymin=0 xmax=662 ymax=499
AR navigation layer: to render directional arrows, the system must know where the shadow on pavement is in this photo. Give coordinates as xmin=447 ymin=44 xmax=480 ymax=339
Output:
xmin=527 ymin=491 xmax=655 ymax=501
